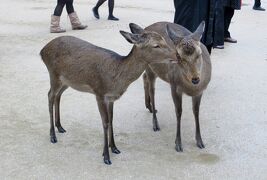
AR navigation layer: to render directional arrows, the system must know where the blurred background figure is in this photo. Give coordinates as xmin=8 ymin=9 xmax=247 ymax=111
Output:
xmin=173 ymin=0 xmax=215 ymax=54
xmin=50 ymin=0 xmax=87 ymax=33
xmin=213 ymin=0 xmax=225 ymax=49
xmin=253 ymin=0 xmax=265 ymax=11
xmin=92 ymin=0 xmax=119 ymax=21
xmin=223 ymin=0 xmax=241 ymax=43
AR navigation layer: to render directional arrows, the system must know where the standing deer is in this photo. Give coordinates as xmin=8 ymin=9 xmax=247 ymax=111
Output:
xmin=130 ymin=21 xmax=211 ymax=152
xmin=40 ymin=23 xmax=177 ymax=165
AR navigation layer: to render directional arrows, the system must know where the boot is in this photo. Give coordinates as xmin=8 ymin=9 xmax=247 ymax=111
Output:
xmin=68 ymin=12 xmax=88 ymax=30
xmin=50 ymin=15 xmax=66 ymax=33
xmin=108 ymin=15 xmax=119 ymax=21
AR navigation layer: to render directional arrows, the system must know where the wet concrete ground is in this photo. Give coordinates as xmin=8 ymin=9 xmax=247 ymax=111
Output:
xmin=0 ymin=0 xmax=267 ymax=179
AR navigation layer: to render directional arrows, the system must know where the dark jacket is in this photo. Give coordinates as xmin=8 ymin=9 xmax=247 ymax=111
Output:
xmin=173 ymin=0 xmax=215 ymax=47
xmin=223 ymin=0 xmax=241 ymax=9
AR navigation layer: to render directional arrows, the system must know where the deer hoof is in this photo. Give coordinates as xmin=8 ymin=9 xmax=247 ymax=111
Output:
xmin=197 ymin=141 xmax=205 ymax=149
xmin=57 ymin=126 xmax=66 ymax=133
xmin=153 ymin=126 xmax=160 ymax=131
xmin=50 ymin=136 xmax=57 ymax=143
xmin=175 ymin=144 xmax=183 ymax=152
xmin=153 ymin=119 xmax=160 ymax=131
xmin=103 ymin=159 xmax=112 ymax=165
xmin=111 ymin=147 xmax=121 ymax=154
xmin=146 ymin=105 xmax=153 ymax=113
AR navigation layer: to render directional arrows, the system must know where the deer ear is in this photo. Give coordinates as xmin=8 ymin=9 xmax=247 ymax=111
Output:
xmin=166 ymin=24 xmax=183 ymax=45
xmin=120 ymin=31 xmax=144 ymax=44
xmin=129 ymin=23 xmax=144 ymax=34
xmin=191 ymin=21 xmax=205 ymax=41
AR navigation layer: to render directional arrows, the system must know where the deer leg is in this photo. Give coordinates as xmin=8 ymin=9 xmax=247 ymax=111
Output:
xmin=192 ymin=94 xmax=205 ymax=149
xmin=96 ymin=96 xmax=111 ymax=165
xmin=48 ymin=80 xmax=62 ymax=143
xmin=143 ymin=72 xmax=152 ymax=113
xmin=145 ymin=69 xmax=159 ymax=131
xmin=171 ymin=84 xmax=183 ymax=152
xmin=148 ymin=78 xmax=160 ymax=131
xmin=55 ymin=86 xmax=68 ymax=133
xmin=107 ymin=102 xmax=120 ymax=154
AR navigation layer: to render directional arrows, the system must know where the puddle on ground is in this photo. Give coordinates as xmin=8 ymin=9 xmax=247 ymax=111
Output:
xmin=195 ymin=153 xmax=220 ymax=165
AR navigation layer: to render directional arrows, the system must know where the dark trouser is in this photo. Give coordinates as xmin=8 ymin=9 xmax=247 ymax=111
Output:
xmin=224 ymin=6 xmax=234 ymax=38
xmin=254 ymin=0 xmax=261 ymax=7
xmin=213 ymin=0 xmax=224 ymax=46
xmin=95 ymin=0 xmax=115 ymax=16
xmin=54 ymin=0 xmax=74 ymax=16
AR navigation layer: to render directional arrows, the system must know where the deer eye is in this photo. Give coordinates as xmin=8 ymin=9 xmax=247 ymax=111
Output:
xmin=153 ymin=45 xmax=160 ymax=48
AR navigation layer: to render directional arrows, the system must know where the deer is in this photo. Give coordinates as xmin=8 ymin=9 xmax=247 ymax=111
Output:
xmin=40 ymin=23 xmax=178 ymax=165
xmin=130 ymin=21 xmax=211 ymax=152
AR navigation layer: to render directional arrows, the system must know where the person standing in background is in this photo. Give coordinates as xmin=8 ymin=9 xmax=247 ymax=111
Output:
xmin=92 ymin=0 xmax=119 ymax=21
xmin=50 ymin=0 xmax=87 ymax=33
xmin=213 ymin=0 xmax=225 ymax=49
xmin=223 ymin=0 xmax=241 ymax=43
xmin=173 ymin=0 xmax=215 ymax=54
xmin=253 ymin=0 xmax=265 ymax=11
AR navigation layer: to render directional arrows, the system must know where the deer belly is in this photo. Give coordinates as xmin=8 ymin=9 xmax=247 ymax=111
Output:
xmin=60 ymin=76 xmax=95 ymax=93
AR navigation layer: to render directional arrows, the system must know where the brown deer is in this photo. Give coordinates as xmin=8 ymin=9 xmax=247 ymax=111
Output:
xmin=130 ymin=21 xmax=211 ymax=152
xmin=40 ymin=23 xmax=177 ymax=165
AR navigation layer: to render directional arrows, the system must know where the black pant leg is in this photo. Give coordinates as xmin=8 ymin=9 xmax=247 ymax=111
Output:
xmin=254 ymin=0 xmax=261 ymax=7
xmin=224 ymin=7 xmax=234 ymax=38
xmin=95 ymin=0 xmax=106 ymax=9
xmin=213 ymin=0 xmax=224 ymax=46
xmin=54 ymin=0 xmax=66 ymax=16
xmin=66 ymin=0 xmax=74 ymax=14
xmin=108 ymin=0 xmax=115 ymax=16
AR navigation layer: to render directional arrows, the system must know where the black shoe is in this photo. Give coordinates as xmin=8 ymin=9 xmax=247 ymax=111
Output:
xmin=253 ymin=6 xmax=265 ymax=11
xmin=92 ymin=7 xmax=100 ymax=19
xmin=108 ymin=15 xmax=119 ymax=21
xmin=224 ymin=37 xmax=237 ymax=43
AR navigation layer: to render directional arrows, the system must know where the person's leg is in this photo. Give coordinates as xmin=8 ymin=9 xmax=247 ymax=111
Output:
xmin=224 ymin=6 xmax=234 ymax=38
xmin=107 ymin=0 xmax=119 ymax=20
xmin=92 ymin=0 xmax=106 ymax=19
xmin=54 ymin=0 xmax=65 ymax=16
xmin=254 ymin=0 xmax=261 ymax=8
xmin=224 ymin=6 xmax=237 ymax=43
xmin=67 ymin=0 xmax=87 ymax=30
xmin=253 ymin=0 xmax=265 ymax=11
xmin=65 ymin=0 xmax=74 ymax=14
xmin=213 ymin=0 xmax=224 ymax=49
xmin=51 ymin=0 xmax=66 ymax=33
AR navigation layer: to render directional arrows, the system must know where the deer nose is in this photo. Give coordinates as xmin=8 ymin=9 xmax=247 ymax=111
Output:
xmin=192 ymin=77 xmax=200 ymax=85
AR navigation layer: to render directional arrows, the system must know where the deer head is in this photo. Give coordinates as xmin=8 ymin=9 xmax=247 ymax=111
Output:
xmin=120 ymin=23 xmax=177 ymax=63
xmin=166 ymin=21 xmax=205 ymax=85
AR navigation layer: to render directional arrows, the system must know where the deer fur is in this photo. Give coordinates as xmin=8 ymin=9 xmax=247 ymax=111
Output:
xmin=40 ymin=23 xmax=177 ymax=165
xmin=130 ymin=21 xmax=211 ymax=152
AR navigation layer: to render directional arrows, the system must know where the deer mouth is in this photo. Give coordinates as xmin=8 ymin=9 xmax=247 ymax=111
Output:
xmin=191 ymin=77 xmax=200 ymax=85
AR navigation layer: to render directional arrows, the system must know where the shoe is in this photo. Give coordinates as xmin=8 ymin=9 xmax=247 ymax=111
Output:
xmin=50 ymin=15 xmax=66 ymax=33
xmin=68 ymin=12 xmax=88 ymax=30
xmin=214 ymin=45 xmax=224 ymax=49
xmin=92 ymin=7 xmax=100 ymax=19
xmin=224 ymin=37 xmax=237 ymax=43
xmin=253 ymin=6 xmax=265 ymax=11
xmin=108 ymin=15 xmax=119 ymax=21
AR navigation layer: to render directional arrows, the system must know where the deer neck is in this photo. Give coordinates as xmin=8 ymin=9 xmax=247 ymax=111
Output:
xmin=114 ymin=46 xmax=148 ymax=84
